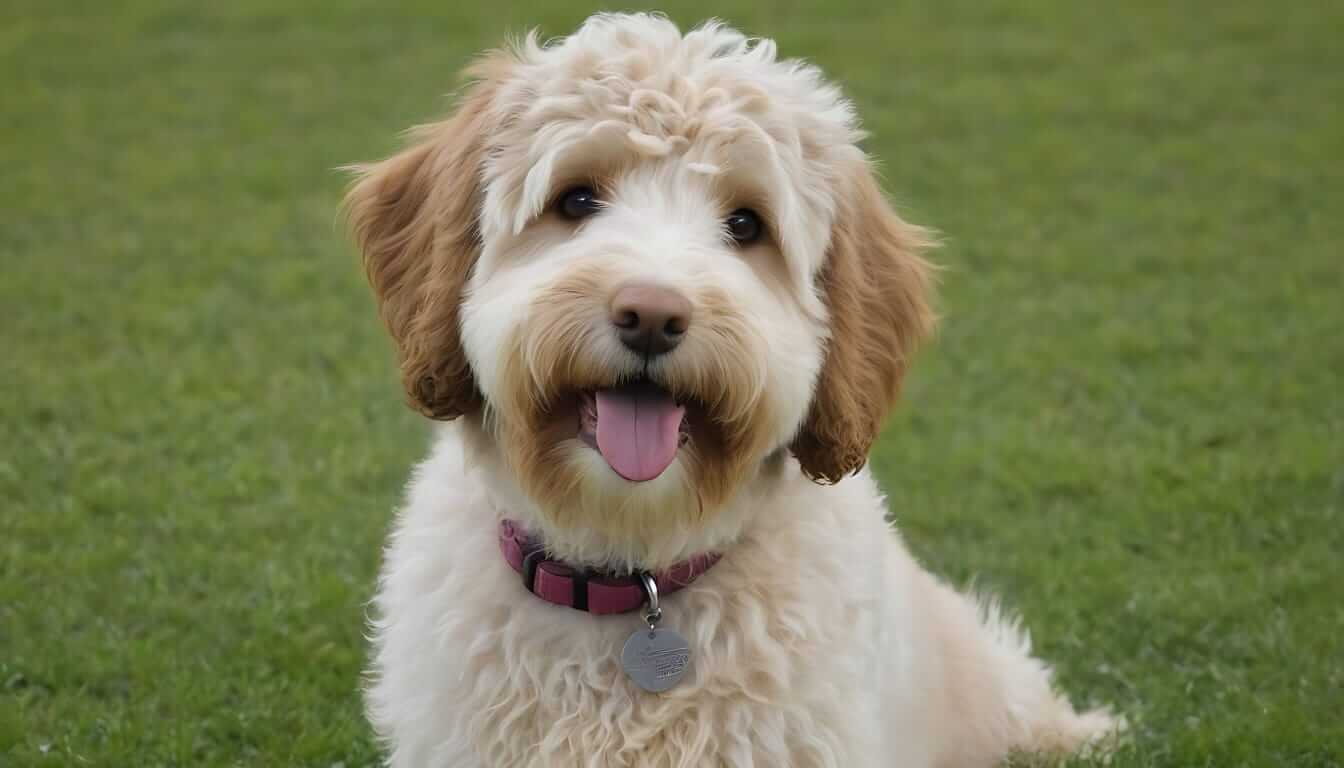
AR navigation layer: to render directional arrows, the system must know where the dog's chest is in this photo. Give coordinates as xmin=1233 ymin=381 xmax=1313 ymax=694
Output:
xmin=446 ymin=586 xmax=878 ymax=767
xmin=367 ymin=450 xmax=894 ymax=766
xmin=371 ymin=541 xmax=885 ymax=767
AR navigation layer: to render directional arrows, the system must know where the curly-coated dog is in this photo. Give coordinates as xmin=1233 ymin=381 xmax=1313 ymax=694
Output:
xmin=345 ymin=13 xmax=1117 ymax=767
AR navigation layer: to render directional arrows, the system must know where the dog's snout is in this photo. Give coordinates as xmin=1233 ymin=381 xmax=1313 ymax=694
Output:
xmin=609 ymin=282 xmax=692 ymax=358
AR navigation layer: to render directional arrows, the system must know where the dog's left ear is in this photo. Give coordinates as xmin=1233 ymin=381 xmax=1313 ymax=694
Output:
xmin=790 ymin=158 xmax=937 ymax=484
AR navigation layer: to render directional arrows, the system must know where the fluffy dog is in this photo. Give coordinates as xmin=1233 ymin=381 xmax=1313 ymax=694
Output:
xmin=346 ymin=13 xmax=1117 ymax=767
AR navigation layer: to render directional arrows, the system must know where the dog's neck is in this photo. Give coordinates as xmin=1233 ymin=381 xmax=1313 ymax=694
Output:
xmin=497 ymin=518 xmax=721 ymax=614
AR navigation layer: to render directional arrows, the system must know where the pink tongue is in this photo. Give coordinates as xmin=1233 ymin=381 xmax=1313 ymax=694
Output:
xmin=594 ymin=387 xmax=685 ymax=482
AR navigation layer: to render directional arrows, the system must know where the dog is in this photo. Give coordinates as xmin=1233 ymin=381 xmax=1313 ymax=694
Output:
xmin=345 ymin=13 xmax=1118 ymax=767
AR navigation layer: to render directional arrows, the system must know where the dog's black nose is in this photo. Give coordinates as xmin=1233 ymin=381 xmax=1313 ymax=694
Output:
xmin=609 ymin=282 xmax=691 ymax=358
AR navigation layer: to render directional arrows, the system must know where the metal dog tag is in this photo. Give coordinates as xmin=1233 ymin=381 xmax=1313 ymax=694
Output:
xmin=623 ymin=571 xmax=691 ymax=692
xmin=621 ymin=626 xmax=691 ymax=693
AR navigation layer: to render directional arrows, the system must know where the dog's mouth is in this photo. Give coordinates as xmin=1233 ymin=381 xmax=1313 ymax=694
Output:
xmin=577 ymin=378 xmax=692 ymax=483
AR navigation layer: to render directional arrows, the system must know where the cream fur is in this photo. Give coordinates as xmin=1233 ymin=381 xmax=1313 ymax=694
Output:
xmin=368 ymin=428 xmax=1116 ymax=767
xmin=355 ymin=13 xmax=1118 ymax=767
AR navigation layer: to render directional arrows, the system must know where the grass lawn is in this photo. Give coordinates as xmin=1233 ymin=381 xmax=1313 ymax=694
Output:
xmin=3 ymin=0 xmax=1341 ymax=765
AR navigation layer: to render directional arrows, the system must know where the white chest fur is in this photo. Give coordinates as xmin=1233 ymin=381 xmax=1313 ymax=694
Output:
xmin=365 ymin=432 xmax=919 ymax=768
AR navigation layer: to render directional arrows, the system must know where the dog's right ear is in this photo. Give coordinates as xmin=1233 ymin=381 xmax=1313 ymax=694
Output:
xmin=343 ymin=65 xmax=503 ymax=420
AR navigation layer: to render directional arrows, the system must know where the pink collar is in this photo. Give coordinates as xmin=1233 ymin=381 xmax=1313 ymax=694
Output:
xmin=498 ymin=520 xmax=720 ymax=615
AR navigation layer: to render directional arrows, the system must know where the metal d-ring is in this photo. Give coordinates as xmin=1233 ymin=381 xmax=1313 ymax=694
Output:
xmin=637 ymin=572 xmax=661 ymax=630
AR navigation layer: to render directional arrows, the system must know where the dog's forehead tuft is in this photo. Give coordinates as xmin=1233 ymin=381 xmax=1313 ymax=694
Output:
xmin=477 ymin=13 xmax=865 ymax=296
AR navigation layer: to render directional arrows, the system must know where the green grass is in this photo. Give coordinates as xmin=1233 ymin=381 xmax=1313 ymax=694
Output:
xmin=2 ymin=0 xmax=1340 ymax=765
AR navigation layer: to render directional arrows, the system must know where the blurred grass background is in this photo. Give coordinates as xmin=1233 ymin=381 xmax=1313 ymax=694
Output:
xmin=2 ymin=1 xmax=1340 ymax=765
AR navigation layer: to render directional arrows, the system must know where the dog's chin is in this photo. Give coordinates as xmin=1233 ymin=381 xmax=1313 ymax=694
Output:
xmin=495 ymin=371 xmax=758 ymax=562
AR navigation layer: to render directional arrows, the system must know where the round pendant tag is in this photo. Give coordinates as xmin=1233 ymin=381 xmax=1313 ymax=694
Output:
xmin=621 ymin=627 xmax=691 ymax=693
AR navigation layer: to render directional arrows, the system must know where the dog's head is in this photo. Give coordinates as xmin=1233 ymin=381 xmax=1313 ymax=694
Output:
xmin=346 ymin=14 xmax=934 ymax=563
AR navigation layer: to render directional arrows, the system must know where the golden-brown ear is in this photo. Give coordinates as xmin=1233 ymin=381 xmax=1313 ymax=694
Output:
xmin=790 ymin=159 xmax=937 ymax=483
xmin=343 ymin=69 xmax=502 ymax=420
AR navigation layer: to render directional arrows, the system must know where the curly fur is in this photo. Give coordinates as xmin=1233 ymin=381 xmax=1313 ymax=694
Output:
xmin=345 ymin=13 xmax=1118 ymax=767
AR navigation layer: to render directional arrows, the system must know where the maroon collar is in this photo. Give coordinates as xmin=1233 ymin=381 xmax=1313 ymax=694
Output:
xmin=498 ymin=520 xmax=720 ymax=615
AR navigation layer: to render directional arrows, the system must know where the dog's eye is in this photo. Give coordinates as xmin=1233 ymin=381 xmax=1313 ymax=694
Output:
xmin=557 ymin=186 xmax=602 ymax=220
xmin=725 ymin=209 xmax=762 ymax=244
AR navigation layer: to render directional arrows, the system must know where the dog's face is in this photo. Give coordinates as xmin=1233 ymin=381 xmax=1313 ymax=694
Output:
xmin=346 ymin=15 xmax=934 ymax=560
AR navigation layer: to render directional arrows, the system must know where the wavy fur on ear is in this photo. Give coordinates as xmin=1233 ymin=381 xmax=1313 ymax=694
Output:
xmin=792 ymin=160 xmax=937 ymax=483
xmin=343 ymin=58 xmax=508 ymax=420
